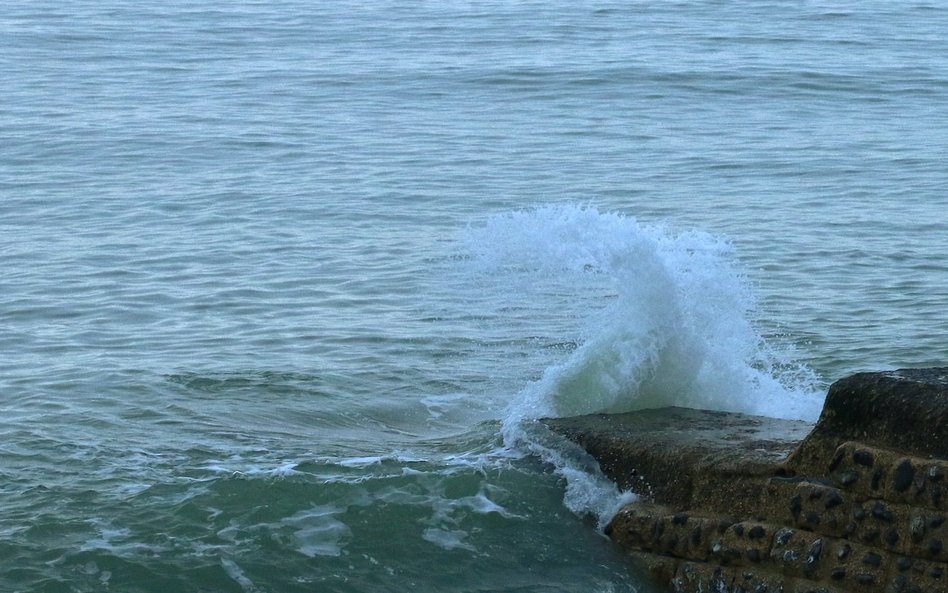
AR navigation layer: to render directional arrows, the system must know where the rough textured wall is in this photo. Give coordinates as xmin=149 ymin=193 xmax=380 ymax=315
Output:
xmin=544 ymin=368 xmax=948 ymax=593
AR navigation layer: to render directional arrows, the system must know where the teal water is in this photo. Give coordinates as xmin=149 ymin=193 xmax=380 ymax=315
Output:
xmin=2 ymin=1 xmax=948 ymax=591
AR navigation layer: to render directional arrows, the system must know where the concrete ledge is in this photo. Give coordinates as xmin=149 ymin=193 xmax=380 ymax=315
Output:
xmin=544 ymin=368 xmax=948 ymax=593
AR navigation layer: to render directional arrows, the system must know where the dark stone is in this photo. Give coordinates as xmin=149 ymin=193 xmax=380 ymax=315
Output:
xmin=872 ymin=501 xmax=895 ymax=522
xmin=690 ymin=526 xmax=702 ymax=546
xmin=805 ymin=538 xmax=823 ymax=568
xmin=856 ymin=573 xmax=876 ymax=585
xmin=733 ymin=523 xmax=744 ymax=536
xmin=930 ymin=539 xmax=943 ymax=556
xmin=933 ymin=566 xmax=945 ymax=579
xmin=775 ymin=528 xmax=794 ymax=546
xmin=673 ymin=513 xmax=688 ymax=525
xmin=837 ymin=543 xmax=852 ymax=560
xmin=911 ymin=516 xmax=927 ymax=542
xmin=862 ymin=529 xmax=880 ymax=544
xmin=825 ymin=491 xmax=843 ymax=509
xmin=934 ymin=485 xmax=943 ymax=506
xmin=897 ymin=556 xmax=914 ymax=571
xmin=748 ymin=526 xmax=766 ymax=540
xmin=853 ymin=505 xmax=866 ymax=521
xmin=790 ymin=495 xmax=802 ymax=520
xmin=890 ymin=575 xmax=908 ymax=592
xmin=932 ymin=516 xmax=946 ymax=528
xmin=853 ymin=449 xmax=875 ymax=467
xmin=862 ymin=552 xmax=883 ymax=567
xmin=894 ymin=459 xmax=916 ymax=492
xmin=747 ymin=548 xmax=761 ymax=562
xmin=830 ymin=567 xmax=846 ymax=581
xmin=872 ymin=469 xmax=884 ymax=491
xmin=838 ymin=471 xmax=858 ymax=486
xmin=885 ymin=528 xmax=900 ymax=546
xmin=930 ymin=465 xmax=944 ymax=482
xmin=805 ymin=511 xmax=821 ymax=525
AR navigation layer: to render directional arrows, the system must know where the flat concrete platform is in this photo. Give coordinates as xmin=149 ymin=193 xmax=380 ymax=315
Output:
xmin=544 ymin=407 xmax=812 ymax=512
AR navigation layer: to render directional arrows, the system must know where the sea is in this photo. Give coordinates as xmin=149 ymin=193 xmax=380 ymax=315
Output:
xmin=2 ymin=1 xmax=947 ymax=592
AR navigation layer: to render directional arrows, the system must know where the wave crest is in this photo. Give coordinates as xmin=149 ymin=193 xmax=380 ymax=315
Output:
xmin=460 ymin=205 xmax=822 ymax=426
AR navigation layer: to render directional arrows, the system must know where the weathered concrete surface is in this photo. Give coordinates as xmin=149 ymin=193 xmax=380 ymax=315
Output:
xmin=788 ymin=368 xmax=948 ymax=475
xmin=544 ymin=368 xmax=948 ymax=593
xmin=546 ymin=407 xmax=813 ymax=518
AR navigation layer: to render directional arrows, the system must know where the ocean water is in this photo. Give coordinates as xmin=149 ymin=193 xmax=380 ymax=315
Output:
xmin=2 ymin=1 xmax=947 ymax=591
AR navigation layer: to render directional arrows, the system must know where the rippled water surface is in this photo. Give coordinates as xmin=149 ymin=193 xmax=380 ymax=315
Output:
xmin=2 ymin=1 xmax=947 ymax=591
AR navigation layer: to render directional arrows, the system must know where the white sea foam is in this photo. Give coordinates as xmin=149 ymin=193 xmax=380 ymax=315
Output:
xmin=459 ymin=205 xmax=824 ymax=524
xmin=220 ymin=558 xmax=259 ymax=593
xmin=461 ymin=205 xmax=823 ymax=424
xmin=422 ymin=527 xmax=475 ymax=551
xmin=280 ymin=505 xmax=352 ymax=558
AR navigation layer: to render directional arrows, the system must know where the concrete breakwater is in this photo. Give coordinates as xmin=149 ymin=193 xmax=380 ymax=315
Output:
xmin=544 ymin=368 xmax=948 ymax=593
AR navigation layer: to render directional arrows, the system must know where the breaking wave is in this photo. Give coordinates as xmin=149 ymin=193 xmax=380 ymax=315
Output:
xmin=457 ymin=205 xmax=823 ymax=523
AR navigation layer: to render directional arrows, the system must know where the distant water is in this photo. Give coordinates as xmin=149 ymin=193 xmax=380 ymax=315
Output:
xmin=2 ymin=1 xmax=947 ymax=591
